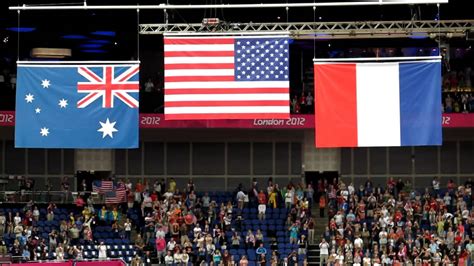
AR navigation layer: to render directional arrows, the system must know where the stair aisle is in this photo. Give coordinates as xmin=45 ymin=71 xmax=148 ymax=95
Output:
xmin=307 ymin=201 xmax=327 ymax=265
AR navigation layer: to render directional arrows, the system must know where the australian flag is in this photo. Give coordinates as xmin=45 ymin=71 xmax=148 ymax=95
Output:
xmin=15 ymin=63 xmax=139 ymax=148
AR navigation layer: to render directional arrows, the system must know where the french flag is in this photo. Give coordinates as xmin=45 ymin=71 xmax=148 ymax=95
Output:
xmin=314 ymin=60 xmax=442 ymax=148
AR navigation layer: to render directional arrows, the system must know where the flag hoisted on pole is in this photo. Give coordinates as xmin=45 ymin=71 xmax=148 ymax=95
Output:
xmin=15 ymin=62 xmax=139 ymax=149
xmin=313 ymin=58 xmax=442 ymax=148
xmin=163 ymin=35 xmax=290 ymax=120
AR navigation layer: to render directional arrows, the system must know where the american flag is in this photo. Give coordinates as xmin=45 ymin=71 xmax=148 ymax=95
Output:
xmin=92 ymin=180 xmax=114 ymax=193
xmin=77 ymin=65 xmax=139 ymax=108
xmin=164 ymin=36 xmax=290 ymax=120
xmin=105 ymin=182 xmax=127 ymax=204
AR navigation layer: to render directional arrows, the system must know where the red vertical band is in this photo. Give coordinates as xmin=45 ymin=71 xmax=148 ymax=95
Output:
xmin=314 ymin=64 xmax=358 ymax=148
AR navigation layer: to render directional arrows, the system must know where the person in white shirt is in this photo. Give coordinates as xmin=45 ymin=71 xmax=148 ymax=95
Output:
xmin=167 ymin=239 xmax=176 ymax=251
xmin=56 ymin=243 xmax=64 ymax=261
xmin=236 ymin=190 xmax=246 ymax=209
xmin=335 ymin=250 xmax=344 ymax=265
xmin=194 ymin=224 xmax=202 ymax=238
xmin=98 ymin=242 xmax=107 ymax=260
xmin=348 ymin=183 xmax=355 ymax=195
xmin=164 ymin=251 xmax=174 ymax=265
xmin=432 ymin=177 xmax=440 ymax=194
xmin=124 ymin=218 xmax=132 ymax=239
xmin=354 ymin=236 xmax=363 ymax=249
xmin=319 ymin=238 xmax=329 ymax=265
xmin=173 ymin=249 xmax=182 ymax=264
xmin=33 ymin=207 xmax=40 ymax=221
xmin=379 ymin=229 xmax=388 ymax=246
xmin=334 ymin=211 xmax=344 ymax=226
xmin=181 ymin=252 xmax=190 ymax=265
xmin=14 ymin=213 xmax=22 ymax=226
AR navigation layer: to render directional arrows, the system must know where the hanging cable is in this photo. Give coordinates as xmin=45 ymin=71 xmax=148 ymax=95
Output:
xmin=137 ymin=7 xmax=140 ymax=61
xmin=17 ymin=10 xmax=20 ymax=61
xmin=313 ymin=4 xmax=316 ymax=60
xmin=437 ymin=3 xmax=441 ymax=56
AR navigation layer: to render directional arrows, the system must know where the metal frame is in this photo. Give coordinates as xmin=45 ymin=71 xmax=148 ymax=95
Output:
xmin=9 ymin=1 xmax=449 ymax=11
xmin=140 ymin=20 xmax=474 ymax=39
xmin=313 ymin=56 xmax=441 ymax=62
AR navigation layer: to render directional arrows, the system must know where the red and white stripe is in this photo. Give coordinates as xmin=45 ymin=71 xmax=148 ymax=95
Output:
xmin=93 ymin=180 xmax=114 ymax=194
xmin=105 ymin=183 xmax=127 ymax=204
xmin=164 ymin=37 xmax=289 ymax=120
xmin=77 ymin=65 xmax=139 ymax=109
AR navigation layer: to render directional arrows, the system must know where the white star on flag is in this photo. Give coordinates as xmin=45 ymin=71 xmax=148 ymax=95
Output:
xmin=41 ymin=79 xmax=51 ymax=88
xmin=97 ymin=118 xmax=118 ymax=139
xmin=25 ymin=93 xmax=34 ymax=103
xmin=58 ymin=99 xmax=68 ymax=108
xmin=35 ymin=108 xmax=41 ymax=114
xmin=40 ymin=127 xmax=50 ymax=137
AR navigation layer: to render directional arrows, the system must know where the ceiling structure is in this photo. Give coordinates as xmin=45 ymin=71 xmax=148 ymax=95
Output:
xmin=1 ymin=0 xmax=473 ymax=62
xmin=139 ymin=20 xmax=474 ymax=39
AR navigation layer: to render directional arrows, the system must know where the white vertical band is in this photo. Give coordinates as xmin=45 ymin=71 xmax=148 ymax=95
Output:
xmin=356 ymin=63 xmax=401 ymax=147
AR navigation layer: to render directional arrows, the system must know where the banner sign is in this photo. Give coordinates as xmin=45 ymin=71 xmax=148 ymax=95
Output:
xmin=1 ymin=111 xmax=473 ymax=129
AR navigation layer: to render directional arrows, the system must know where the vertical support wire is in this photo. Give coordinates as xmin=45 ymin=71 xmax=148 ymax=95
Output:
xmin=313 ymin=4 xmax=316 ymax=60
xmin=137 ymin=7 xmax=140 ymax=61
xmin=17 ymin=10 xmax=21 ymax=61
xmin=437 ymin=3 xmax=441 ymax=56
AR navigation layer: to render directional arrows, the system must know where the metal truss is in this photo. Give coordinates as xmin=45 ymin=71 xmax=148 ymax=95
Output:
xmin=139 ymin=20 xmax=474 ymax=39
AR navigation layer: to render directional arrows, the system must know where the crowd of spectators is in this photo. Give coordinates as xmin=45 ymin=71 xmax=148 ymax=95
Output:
xmin=318 ymin=177 xmax=474 ymax=265
xmin=0 ymin=177 xmax=317 ymax=265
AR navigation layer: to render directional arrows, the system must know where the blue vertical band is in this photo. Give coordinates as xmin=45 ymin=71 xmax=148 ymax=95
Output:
xmin=399 ymin=61 xmax=442 ymax=146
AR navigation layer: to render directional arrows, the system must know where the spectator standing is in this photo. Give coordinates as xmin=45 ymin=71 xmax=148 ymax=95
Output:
xmin=432 ymin=177 xmax=440 ymax=196
xmin=257 ymin=190 xmax=267 ymax=220
xmin=155 ymin=237 xmax=166 ymax=264
xmin=298 ymin=235 xmax=308 ymax=255
xmin=0 ymin=212 xmax=5 ymax=236
xmin=56 ymin=243 xmax=64 ymax=261
xmin=319 ymin=238 xmax=329 ymax=265
xmin=144 ymin=78 xmax=154 ymax=93
xmin=169 ymin=178 xmax=177 ymax=193
xmin=319 ymin=194 xmax=326 ymax=218
xmin=98 ymin=242 xmax=107 ymax=260
xmin=299 ymin=92 xmax=306 ymax=113
xmin=306 ymin=92 xmax=314 ymax=113
xmin=61 ymin=177 xmax=70 ymax=203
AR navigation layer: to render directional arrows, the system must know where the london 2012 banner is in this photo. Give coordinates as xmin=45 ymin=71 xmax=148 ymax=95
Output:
xmin=15 ymin=62 xmax=139 ymax=148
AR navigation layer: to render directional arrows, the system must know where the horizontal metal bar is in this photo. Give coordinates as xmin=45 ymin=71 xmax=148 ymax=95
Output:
xmin=9 ymin=1 xmax=449 ymax=11
xmin=313 ymin=56 xmax=442 ymax=62
xmin=17 ymin=60 xmax=140 ymax=64
xmin=163 ymin=31 xmax=290 ymax=36
xmin=139 ymin=20 xmax=473 ymax=39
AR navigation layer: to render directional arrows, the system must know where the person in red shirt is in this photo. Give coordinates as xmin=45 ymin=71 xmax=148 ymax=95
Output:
xmin=155 ymin=237 xmax=166 ymax=264
xmin=447 ymin=179 xmax=456 ymax=193
xmin=394 ymin=209 xmax=403 ymax=222
xmin=135 ymin=181 xmax=143 ymax=193
xmin=299 ymin=92 xmax=306 ymax=113
xmin=150 ymin=191 xmax=158 ymax=202
xmin=75 ymin=196 xmax=85 ymax=209
xmin=319 ymin=195 xmax=326 ymax=218
xmin=258 ymin=190 xmax=267 ymax=205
